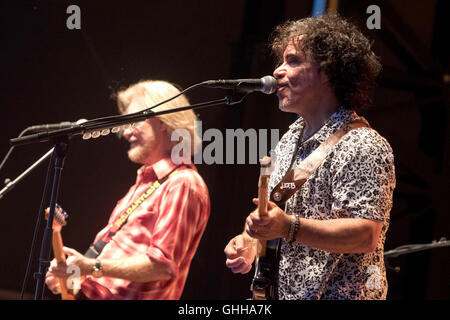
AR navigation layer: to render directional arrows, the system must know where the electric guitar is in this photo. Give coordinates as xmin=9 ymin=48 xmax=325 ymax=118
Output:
xmin=250 ymin=156 xmax=282 ymax=300
xmin=45 ymin=204 xmax=80 ymax=300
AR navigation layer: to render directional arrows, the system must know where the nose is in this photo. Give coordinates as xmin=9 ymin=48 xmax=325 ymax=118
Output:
xmin=122 ymin=125 xmax=134 ymax=139
xmin=273 ymin=63 xmax=286 ymax=80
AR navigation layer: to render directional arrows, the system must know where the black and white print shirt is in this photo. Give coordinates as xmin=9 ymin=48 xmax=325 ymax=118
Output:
xmin=268 ymin=107 xmax=396 ymax=300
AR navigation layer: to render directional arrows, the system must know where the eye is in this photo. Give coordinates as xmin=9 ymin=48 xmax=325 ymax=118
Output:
xmin=287 ymin=56 xmax=301 ymax=66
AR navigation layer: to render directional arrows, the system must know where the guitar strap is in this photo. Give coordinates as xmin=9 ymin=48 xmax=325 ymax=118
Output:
xmin=84 ymin=164 xmax=192 ymax=258
xmin=269 ymin=117 xmax=370 ymax=204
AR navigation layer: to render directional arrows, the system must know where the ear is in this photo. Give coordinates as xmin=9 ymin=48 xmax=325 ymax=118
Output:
xmin=149 ymin=118 xmax=166 ymax=133
xmin=318 ymin=67 xmax=330 ymax=85
xmin=157 ymin=119 xmax=169 ymax=135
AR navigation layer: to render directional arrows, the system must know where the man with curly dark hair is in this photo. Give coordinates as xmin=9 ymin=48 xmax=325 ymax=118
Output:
xmin=225 ymin=15 xmax=396 ymax=300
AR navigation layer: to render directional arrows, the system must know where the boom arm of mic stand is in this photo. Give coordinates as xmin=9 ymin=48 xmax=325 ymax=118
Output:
xmin=384 ymin=238 xmax=450 ymax=258
xmin=0 ymin=148 xmax=55 ymax=200
xmin=9 ymin=95 xmax=245 ymax=147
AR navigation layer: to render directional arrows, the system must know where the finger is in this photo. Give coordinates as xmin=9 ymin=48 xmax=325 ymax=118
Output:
xmin=252 ymin=198 xmax=258 ymax=205
xmin=226 ymin=257 xmax=251 ymax=274
xmin=50 ymin=281 xmax=61 ymax=295
xmin=45 ymin=274 xmax=61 ymax=289
xmin=267 ymin=200 xmax=278 ymax=210
xmin=66 ymin=255 xmax=76 ymax=266
xmin=63 ymin=246 xmax=78 ymax=256
xmin=46 ymin=279 xmax=61 ymax=294
xmin=226 ymin=256 xmax=244 ymax=269
xmin=245 ymin=216 xmax=254 ymax=229
xmin=48 ymin=262 xmax=67 ymax=274
xmin=50 ymin=261 xmax=69 ymax=276
xmin=52 ymin=286 xmax=61 ymax=295
xmin=50 ymin=259 xmax=58 ymax=268
xmin=236 ymin=263 xmax=253 ymax=274
xmin=224 ymin=242 xmax=237 ymax=258
xmin=244 ymin=224 xmax=257 ymax=238
xmin=51 ymin=269 xmax=70 ymax=279
xmin=45 ymin=274 xmax=56 ymax=283
xmin=230 ymin=258 xmax=252 ymax=274
xmin=249 ymin=213 xmax=267 ymax=227
xmin=233 ymin=235 xmax=245 ymax=251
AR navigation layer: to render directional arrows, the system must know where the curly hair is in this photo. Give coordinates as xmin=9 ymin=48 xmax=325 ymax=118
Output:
xmin=270 ymin=14 xmax=381 ymax=112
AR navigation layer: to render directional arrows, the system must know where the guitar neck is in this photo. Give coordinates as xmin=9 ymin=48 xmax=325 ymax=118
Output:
xmin=257 ymin=174 xmax=270 ymax=257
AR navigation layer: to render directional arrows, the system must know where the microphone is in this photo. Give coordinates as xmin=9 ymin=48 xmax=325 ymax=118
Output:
xmin=28 ymin=119 xmax=88 ymax=132
xmin=202 ymin=76 xmax=277 ymax=95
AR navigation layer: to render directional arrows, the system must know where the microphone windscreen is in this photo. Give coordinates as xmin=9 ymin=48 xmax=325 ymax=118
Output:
xmin=261 ymin=76 xmax=277 ymax=94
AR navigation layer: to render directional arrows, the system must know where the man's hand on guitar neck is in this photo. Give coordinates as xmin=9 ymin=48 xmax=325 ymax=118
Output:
xmin=45 ymin=246 xmax=95 ymax=295
xmin=224 ymin=233 xmax=257 ymax=274
xmin=244 ymin=198 xmax=290 ymax=241
xmin=47 ymin=247 xmax=95 ymax=279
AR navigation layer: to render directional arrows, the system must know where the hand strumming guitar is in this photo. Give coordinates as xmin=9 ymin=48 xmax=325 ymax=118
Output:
xmin=224 ymin=233 xmax=257 ymax=274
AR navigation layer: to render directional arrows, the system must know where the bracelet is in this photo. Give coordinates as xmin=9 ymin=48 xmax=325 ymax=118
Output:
xmin=288 ymin=214 xmax=300 ymax=243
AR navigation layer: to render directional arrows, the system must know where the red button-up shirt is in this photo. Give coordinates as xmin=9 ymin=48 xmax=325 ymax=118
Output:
xmin=81 ymin=158 xmax=210 ymax=299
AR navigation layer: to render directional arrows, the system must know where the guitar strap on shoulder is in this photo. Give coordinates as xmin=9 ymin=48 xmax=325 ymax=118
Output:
xmin=269 ymin=117 xmax=370 ymax=205
xmin=84 ymin=164 xmax=191 ymax=258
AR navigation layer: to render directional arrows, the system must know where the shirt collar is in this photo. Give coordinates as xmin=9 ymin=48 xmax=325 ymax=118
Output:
xmin=137 ymin=157 xmax=178 ymax=182
xmin=290 ymin=106 xmax=356 ymax=144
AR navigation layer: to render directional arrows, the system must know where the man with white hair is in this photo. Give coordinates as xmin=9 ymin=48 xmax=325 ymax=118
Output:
xmin=45 ymin=80 xmax=210 ymax=300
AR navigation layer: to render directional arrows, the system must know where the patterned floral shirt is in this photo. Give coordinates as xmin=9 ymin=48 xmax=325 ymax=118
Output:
xmin=268 ymin=107 xmax=396 ymax=300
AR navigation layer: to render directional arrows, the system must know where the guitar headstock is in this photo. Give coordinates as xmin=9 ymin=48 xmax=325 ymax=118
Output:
xmin=44 ymin=204 xmax=69 ymax=232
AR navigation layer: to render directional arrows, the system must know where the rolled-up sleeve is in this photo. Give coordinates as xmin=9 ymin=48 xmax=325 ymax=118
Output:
xmin=146 ymin=177 xmax=209 ymax=277
xmin=331 ymin=130 xmax=396 ymax=222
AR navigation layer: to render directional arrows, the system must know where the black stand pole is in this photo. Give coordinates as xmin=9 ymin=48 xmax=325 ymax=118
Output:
xmin=33 ymin=139 xmax=69 ymax=300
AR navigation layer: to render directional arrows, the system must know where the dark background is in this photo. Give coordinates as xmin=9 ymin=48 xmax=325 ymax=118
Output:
xmin=0 ymin=0 xmax=448 ymax=300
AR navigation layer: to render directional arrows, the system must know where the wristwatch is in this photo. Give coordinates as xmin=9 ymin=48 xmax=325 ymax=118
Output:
xmin=91 ymin=259 xmax=103 ymax=278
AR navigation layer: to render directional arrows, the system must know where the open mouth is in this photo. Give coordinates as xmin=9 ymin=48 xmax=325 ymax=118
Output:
xmin=277 ymin=82 xmax=288 ymax=90
xmin=277 ymin=84 xmax=288 ymax=93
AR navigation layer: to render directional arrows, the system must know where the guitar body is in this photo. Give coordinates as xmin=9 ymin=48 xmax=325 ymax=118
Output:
xmin=250 ymin=155 xmax=281 ymax=300
xmin=251 ymin=238 xmax=281 ymax=300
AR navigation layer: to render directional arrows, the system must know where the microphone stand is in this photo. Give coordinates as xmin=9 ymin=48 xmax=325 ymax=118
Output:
xmin=33 ymin=138 xmax=68 ymax=300
xmin=8 ymin=89 xmax=250 ymax=300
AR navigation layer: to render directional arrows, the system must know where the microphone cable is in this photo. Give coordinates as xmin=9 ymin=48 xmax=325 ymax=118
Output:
xmin=0 ymin=128 xmax=33 ymax=176
xmin=80 ymin=82 xmax=205 ymax=130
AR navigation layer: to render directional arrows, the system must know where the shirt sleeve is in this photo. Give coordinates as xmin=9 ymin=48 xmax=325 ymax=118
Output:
xmin=331 ymin=129 xmax=396 ymax=222
xmin=145 ymin=175 xmax=209 ymax=276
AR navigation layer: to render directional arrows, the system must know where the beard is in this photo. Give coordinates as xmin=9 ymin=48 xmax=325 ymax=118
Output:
xmin=278 ymin=97 xmax=291 ymax=111
xmin=278 ymin=93 xmax=297 ymax=113
xmin=127 ymin=144 xmax=152 ymax=164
